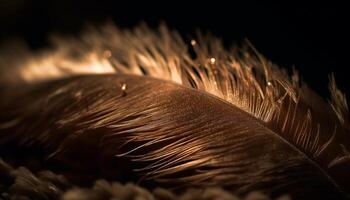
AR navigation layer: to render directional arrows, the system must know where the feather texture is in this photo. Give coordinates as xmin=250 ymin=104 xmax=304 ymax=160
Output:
xmin=0 ymin=24 xmax=349 ymax=199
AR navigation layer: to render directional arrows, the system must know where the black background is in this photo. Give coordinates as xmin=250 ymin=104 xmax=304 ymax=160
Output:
xmin=0 ymin=1 xmax=348 ymax=97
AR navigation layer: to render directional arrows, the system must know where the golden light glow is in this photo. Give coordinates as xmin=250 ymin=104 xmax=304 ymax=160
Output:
xmin=3 ymin=24 xmax=324 ymax=124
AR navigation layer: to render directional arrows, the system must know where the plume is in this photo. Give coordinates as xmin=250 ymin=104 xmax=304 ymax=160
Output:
xmin=0 ymin=23 xmax=349 ymax=199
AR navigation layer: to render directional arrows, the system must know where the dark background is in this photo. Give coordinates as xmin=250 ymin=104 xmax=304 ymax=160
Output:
xmin=0 ymin=1 xmax=348 ymax=97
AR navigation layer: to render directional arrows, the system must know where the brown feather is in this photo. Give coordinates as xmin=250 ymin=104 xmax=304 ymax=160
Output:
xmin=0 ymin=24 xmax=349 ymax=199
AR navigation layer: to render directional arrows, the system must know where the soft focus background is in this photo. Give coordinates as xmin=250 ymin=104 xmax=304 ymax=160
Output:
xmin=0 ymin=1 xmax=348 ymax=97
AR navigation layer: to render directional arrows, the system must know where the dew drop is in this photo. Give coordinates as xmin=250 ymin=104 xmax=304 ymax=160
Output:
xmin=121 ymin=83 xmax=127 ymax=96
xmin=121 ymin=83 xmax=127 ymax=91
xmin=191 ymin=39 xmax=197 ymax=46
xmin=210 ymin=57 xmax=216 ymax=64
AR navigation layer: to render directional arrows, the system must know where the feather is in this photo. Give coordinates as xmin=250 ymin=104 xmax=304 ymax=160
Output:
xmin=0 ymin=24 xmax=349 ymax=199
